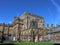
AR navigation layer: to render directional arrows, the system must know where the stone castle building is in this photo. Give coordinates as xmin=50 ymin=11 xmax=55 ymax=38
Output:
xmin=0 ymin=12 xmax=60 ymax=42
xmin=19 ymin=12 xmax=45 ymax=42
xmin=0 ymin=12 xmax=45 ymax=42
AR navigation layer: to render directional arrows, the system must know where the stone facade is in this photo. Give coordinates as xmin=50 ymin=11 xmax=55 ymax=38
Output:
xmin=19 ymin=12 xmax=45 ymax=42
xmin=0 ymin=12 xmax=60 ymax=42
xmin=0 ymin=12 xmax=45 ymax=42
xmin=0 ymin=23 xmax=13 ymax=41
xmin=48 ymin=25 xmax=60 ymax=42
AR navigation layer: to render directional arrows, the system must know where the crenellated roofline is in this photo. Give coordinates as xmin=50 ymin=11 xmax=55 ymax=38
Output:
xmin=20 ymin=12 xmax=44 ymax=19
xmin=0 ymin=23 xmax=13 ymax=27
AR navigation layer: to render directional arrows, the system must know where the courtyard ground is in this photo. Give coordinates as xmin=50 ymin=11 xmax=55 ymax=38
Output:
xmin=0 ymin=42 xmax=60 ymax=45
xmin=15 ymin=42 xmax=60 ymax=45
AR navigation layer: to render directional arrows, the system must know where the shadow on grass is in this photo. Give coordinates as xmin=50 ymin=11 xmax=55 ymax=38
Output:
xmin=53 ymin=43 xmax=60 ymax=45
xmin=0 ymin=43 xmax=16 ymax=45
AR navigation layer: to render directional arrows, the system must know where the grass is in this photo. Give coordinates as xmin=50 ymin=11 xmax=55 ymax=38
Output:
xmin=14 ymin=42 xmax=59 ymax=45
xmin=0 ymin=42 xmax=60 ymax=45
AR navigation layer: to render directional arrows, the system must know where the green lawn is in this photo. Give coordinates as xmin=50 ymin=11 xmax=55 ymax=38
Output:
xmin=14 ymin=42 xmax=59 ymax=45
xmin=0 ymin=42 xmax=60 ymax=45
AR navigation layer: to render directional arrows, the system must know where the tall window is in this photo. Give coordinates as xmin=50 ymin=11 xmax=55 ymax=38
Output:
xmin=30 ymin=20 xmax=38 ymax=29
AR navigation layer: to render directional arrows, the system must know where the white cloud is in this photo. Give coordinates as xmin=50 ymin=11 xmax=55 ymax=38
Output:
xmin=51 ymin=0 xmax=60 ymax=24
xmin=51 ymin=0 xmax=60 ymax=10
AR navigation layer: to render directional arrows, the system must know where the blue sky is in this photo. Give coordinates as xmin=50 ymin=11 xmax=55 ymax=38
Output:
xmin=0 ymin=0 xmax=60 ymax=25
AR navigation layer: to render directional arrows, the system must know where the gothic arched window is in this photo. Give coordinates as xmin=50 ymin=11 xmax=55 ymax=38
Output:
xmin=30 ymin=20 xmax=38 ymax=29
